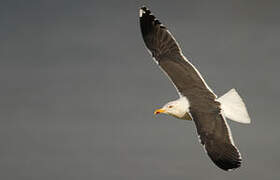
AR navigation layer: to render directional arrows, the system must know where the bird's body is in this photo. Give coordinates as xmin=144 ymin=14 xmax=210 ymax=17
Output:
xmin=139 ymin=6 xmax=251 ymax=171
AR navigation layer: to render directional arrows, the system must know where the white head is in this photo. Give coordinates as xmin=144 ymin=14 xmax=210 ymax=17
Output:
xmin=154 ymin=97 xmax=191 ymax=119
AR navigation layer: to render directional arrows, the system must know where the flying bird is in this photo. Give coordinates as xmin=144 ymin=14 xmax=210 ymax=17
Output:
xmin=139 ymin=6 xmax=251 ymax=171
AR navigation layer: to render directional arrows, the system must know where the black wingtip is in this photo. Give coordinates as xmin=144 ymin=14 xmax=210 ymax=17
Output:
xmin=206 ymin=143 xmax=242 ymax=171
xmin=212 ymin=156 xmax=242 ymax=171
xmin=139 ymin=6 xmax=152 ymax=18
xmin=139 ymin=6 xmax=165 ymax=38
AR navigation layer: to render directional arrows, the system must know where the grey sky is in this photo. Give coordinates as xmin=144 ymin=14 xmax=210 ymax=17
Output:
xmin=0 ymin=0 xmax=279 ymax=179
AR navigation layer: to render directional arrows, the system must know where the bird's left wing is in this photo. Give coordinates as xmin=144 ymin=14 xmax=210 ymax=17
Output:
xmin=139 ymin=6 xmax=216 ymax=100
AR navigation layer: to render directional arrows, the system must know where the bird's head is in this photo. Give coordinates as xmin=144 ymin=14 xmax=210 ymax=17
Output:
xmin=154 ymin=97 xmax=191 ymax=119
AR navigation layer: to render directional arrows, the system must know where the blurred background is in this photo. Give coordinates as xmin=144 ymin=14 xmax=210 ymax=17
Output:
xmin=0 ymin=0 xmax=279 ymax=179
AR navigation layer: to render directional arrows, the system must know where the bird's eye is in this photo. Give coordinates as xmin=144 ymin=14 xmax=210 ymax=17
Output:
xmin=168 ymin=105 xmax=173 ymax=108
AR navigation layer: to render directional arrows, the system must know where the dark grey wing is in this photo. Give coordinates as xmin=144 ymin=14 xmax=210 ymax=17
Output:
xmin=190 ymin=107 xmax=242 ymax=171
xmin=139 ymin=6 xmax=216 ymax=101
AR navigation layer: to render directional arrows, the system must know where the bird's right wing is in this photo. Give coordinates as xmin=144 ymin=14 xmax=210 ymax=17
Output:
xmin=190 ymin=108 xmax=242 ymax=171
xmin=139 ymin=6 xmax=216 ymax=100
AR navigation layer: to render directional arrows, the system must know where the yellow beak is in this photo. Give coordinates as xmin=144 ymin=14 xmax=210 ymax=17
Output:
xmin=154 ymin=108 xmax=166 ymax=115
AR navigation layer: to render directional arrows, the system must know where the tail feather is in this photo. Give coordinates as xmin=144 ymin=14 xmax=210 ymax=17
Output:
xmin=217 ymin=88 xmax=251 ymax=124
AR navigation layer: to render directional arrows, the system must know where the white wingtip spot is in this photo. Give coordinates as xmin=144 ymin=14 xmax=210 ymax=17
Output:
xmin=139 ymin=8 xmax=144 ymax=17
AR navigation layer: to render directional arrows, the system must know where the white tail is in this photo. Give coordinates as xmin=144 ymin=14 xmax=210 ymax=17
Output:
xmin=217 ymin=89 xmax=251 ymax=124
